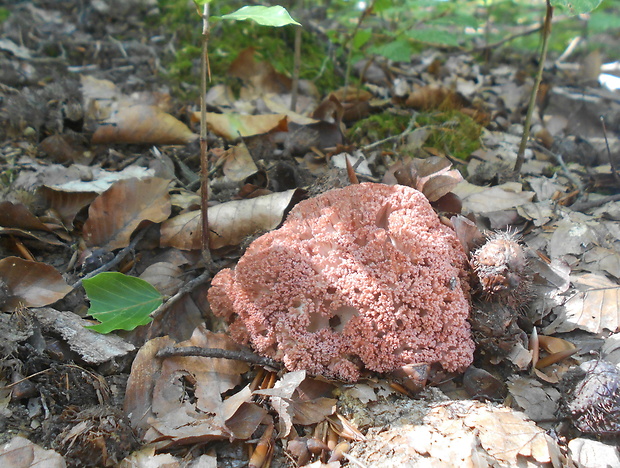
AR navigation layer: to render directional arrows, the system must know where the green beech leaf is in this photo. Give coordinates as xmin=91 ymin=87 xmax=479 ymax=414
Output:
xmin=220 ymin=6 xmax=300 ymax=27
xmin=550 ymin=0 xmax=602 ymax=15
xmin=83 ymin=272 xmax=161 ymax=333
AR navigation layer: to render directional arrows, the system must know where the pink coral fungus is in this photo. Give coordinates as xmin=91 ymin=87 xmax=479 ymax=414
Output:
xmin=208 ymin=183 xmax=474 ymax=381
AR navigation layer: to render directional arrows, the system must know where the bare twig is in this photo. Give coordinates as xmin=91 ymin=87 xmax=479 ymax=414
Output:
xmin=570 ymin=193 xmax=620 ymax=212
xmin=200 ymin=3 xmax=213 ymax=267
xmin=343 ymin=0 xmax=375 ymax=94
xmin=600 ymin=116 xmax=620 ymax=182
xmin=514 ymin=0 xmax=553 ymax=175
xmin=150 ymin=269 xmax=211 ymax=319
xmin=72 ymin=226 xmax=151 ymax=289
xmin=156 ymin=345 xmax=282 ymax=369
xmin=531 ymin=142 xmax=584 ymax=193
xmin=291 ymin=24 xmax=302 ymax=112
xmin=362 ymin=111 xmax=418 ymax=151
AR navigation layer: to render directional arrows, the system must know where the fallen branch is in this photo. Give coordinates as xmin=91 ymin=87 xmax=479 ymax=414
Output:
xmin=156 ymin=345 xmax=281 ymax=369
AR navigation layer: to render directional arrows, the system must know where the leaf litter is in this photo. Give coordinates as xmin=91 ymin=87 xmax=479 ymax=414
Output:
xmin=0 ymin=1 xmax=619 ymax=467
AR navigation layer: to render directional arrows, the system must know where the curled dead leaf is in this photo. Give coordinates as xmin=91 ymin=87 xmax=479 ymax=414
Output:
xmin=83 ymin=177 xmax=171 ymax=250
xmin=0 ymin=257 xmax=71 ymax=311
xmin=160 ymin=189 xmax=302 ymax=250
xmin=92 ymin=105 xmax=197 ymax=145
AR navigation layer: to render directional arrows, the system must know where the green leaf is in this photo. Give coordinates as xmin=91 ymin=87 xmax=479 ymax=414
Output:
xmin=353 ymin=29 xmax=372 ymax=50
xmin=220 ymin=6 xmax=301 ymax=27
xmin=369 ymin=39 xmax=416 ymax=62
xmin=193 ymin=0 xmax=213 ymax=6
xmin=550 ymin=0 xmax=603 ymax=15
xmin=406 ymin=29 xmax=462 ymax=47
xmin=83 ymin=272 xmax=161 ymax=334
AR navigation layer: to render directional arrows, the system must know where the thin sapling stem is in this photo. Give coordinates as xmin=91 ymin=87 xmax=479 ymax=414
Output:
xmin=514 ymin=0 xmax=553 ymax=175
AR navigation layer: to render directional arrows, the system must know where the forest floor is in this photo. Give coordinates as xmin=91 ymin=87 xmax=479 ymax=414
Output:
xmin=1 ymin=0 xmax=620 ymax=467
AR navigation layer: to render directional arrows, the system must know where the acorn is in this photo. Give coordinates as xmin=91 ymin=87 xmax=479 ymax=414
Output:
xmin=471 ymin=231 xmax=530 ymax=308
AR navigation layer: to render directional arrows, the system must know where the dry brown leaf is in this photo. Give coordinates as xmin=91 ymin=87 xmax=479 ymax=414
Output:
xmin=125 ymin=326 xmax=256 ymax=446
xmin=148 ymin=329 xmax=253 ymax=444
xmin=92 ymin=104 xmax=197 ymax=145
xmin=197 ymin=112 xmax=287 ymax=141
xmin=220 ymin=143 xmax=259 ymax=182
xmin=0 ymin=257 xmax=71 ymax=311
xmin=139 ymin=262 xmax=183 ymax=297
xmin=453 ymin=181 xmax=535 ymax=214
xmin=123 ymin=336 xmax=173 ymax=435
xmin=160 ymin=189 xmax=301 ymax=250
xmin=83 ymin=177 xmax=171 ymax=250
xmin=0 ymin=201 xmax=52 ymax=232
xmin=159 ymin=210 xmax=202 ymax=251
xmin=0 ymin=436 xmax=65 ymax=468
xmin=0 ymin=227 xmax=64 ymax=247
xmin=507 ymin=376 xmax=561 ymax=422
xmin=462 ymin=404 xmax=557 ymax=465
xmin=39 ymin=134 xmax=93 ymax=165
xmin=544 ymin=273 xmax=620 ymax=334
xmin=39 ymin=187 xmax=98 ymax=229
xmin=383 ymin=156 xmax=463 ymax=202
xmin=81 ymin=75 xmax=193 ymax=145
xmin=228 ymin=47 xmax=292 ymax=95
xmin=405 ymin=86 xmax=468 ymax=110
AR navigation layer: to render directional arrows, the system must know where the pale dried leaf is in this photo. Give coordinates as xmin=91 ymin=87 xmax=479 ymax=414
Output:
xmin=254 ymin=371 xmax=306 ymax=437
xmin=92 ymin=105 xmax=197 ymax=145
xmin=139 ymin=262 xmax=183 ymax=297
xmin=0 ymin=436 xmax=66 ymax=468
xmin=462 ymin=404 xmax=555 ymax=465
xmin=0 ymin=257 xmax=71 ymax=311
xmin=453 ymin=181 xmax=535 ymax=213
xmin=83 ymin=177 xmax=171 ymax=250
xmin=548 ymin=217 xmax=599 ymax=260
xmin=544 ymin=273 xmax=620 ymax=334
xmin=202 ymin=112 xmax=288 ymax=140
xmin=221 ymin=144 xmax=258 ymax=182
xmin=507 ymin=376 xmax=561 ymax=421
xmin=568 ymin=438 xmax=620 ymax=468
xmin=160 ymin=189 xmax=300 ymax=250
xmin=601 ymin=333 xmax=620 ymax=366
xmin=126 ymin=326 xmax=253 ymax=446
xmin=44 ymin=165 xmax=155 ymax=194
xmin=583 ymin=246 xmax=620 ymax=279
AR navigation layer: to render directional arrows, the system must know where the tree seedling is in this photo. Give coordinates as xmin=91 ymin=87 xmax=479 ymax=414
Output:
xmin=513 ymin=0 xmax=603 ymax=175
xmin=191 ymin=2 xmax=299 ymax=264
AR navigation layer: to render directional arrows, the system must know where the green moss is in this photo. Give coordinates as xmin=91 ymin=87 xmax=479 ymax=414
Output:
xmin=0 ymin=7 xmax=9 ymax=24
xmin=416 ymin=110 xmax=482 ymax=160
xmin=347 ymin=111 xmax=411 ymax=146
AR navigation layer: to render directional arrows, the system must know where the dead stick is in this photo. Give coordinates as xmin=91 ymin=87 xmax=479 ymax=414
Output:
xmin=150 ymin=269 xmax=211 ymax=319
xmin=72 ymin=226 xmax=150 ymax=289
xmin=600 ymin=116 xmax=619 ymax=182
xmin=200 ymin=3 xmax=213 ymax=267
xmin=156 ymin=346 xmax=281 ymax=369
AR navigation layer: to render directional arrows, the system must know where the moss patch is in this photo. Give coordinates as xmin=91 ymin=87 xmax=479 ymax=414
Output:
xmin=416 ymin=110 xmax=482 ymax=160
xmin=347 ymin=111 xmax=411 ymax=147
